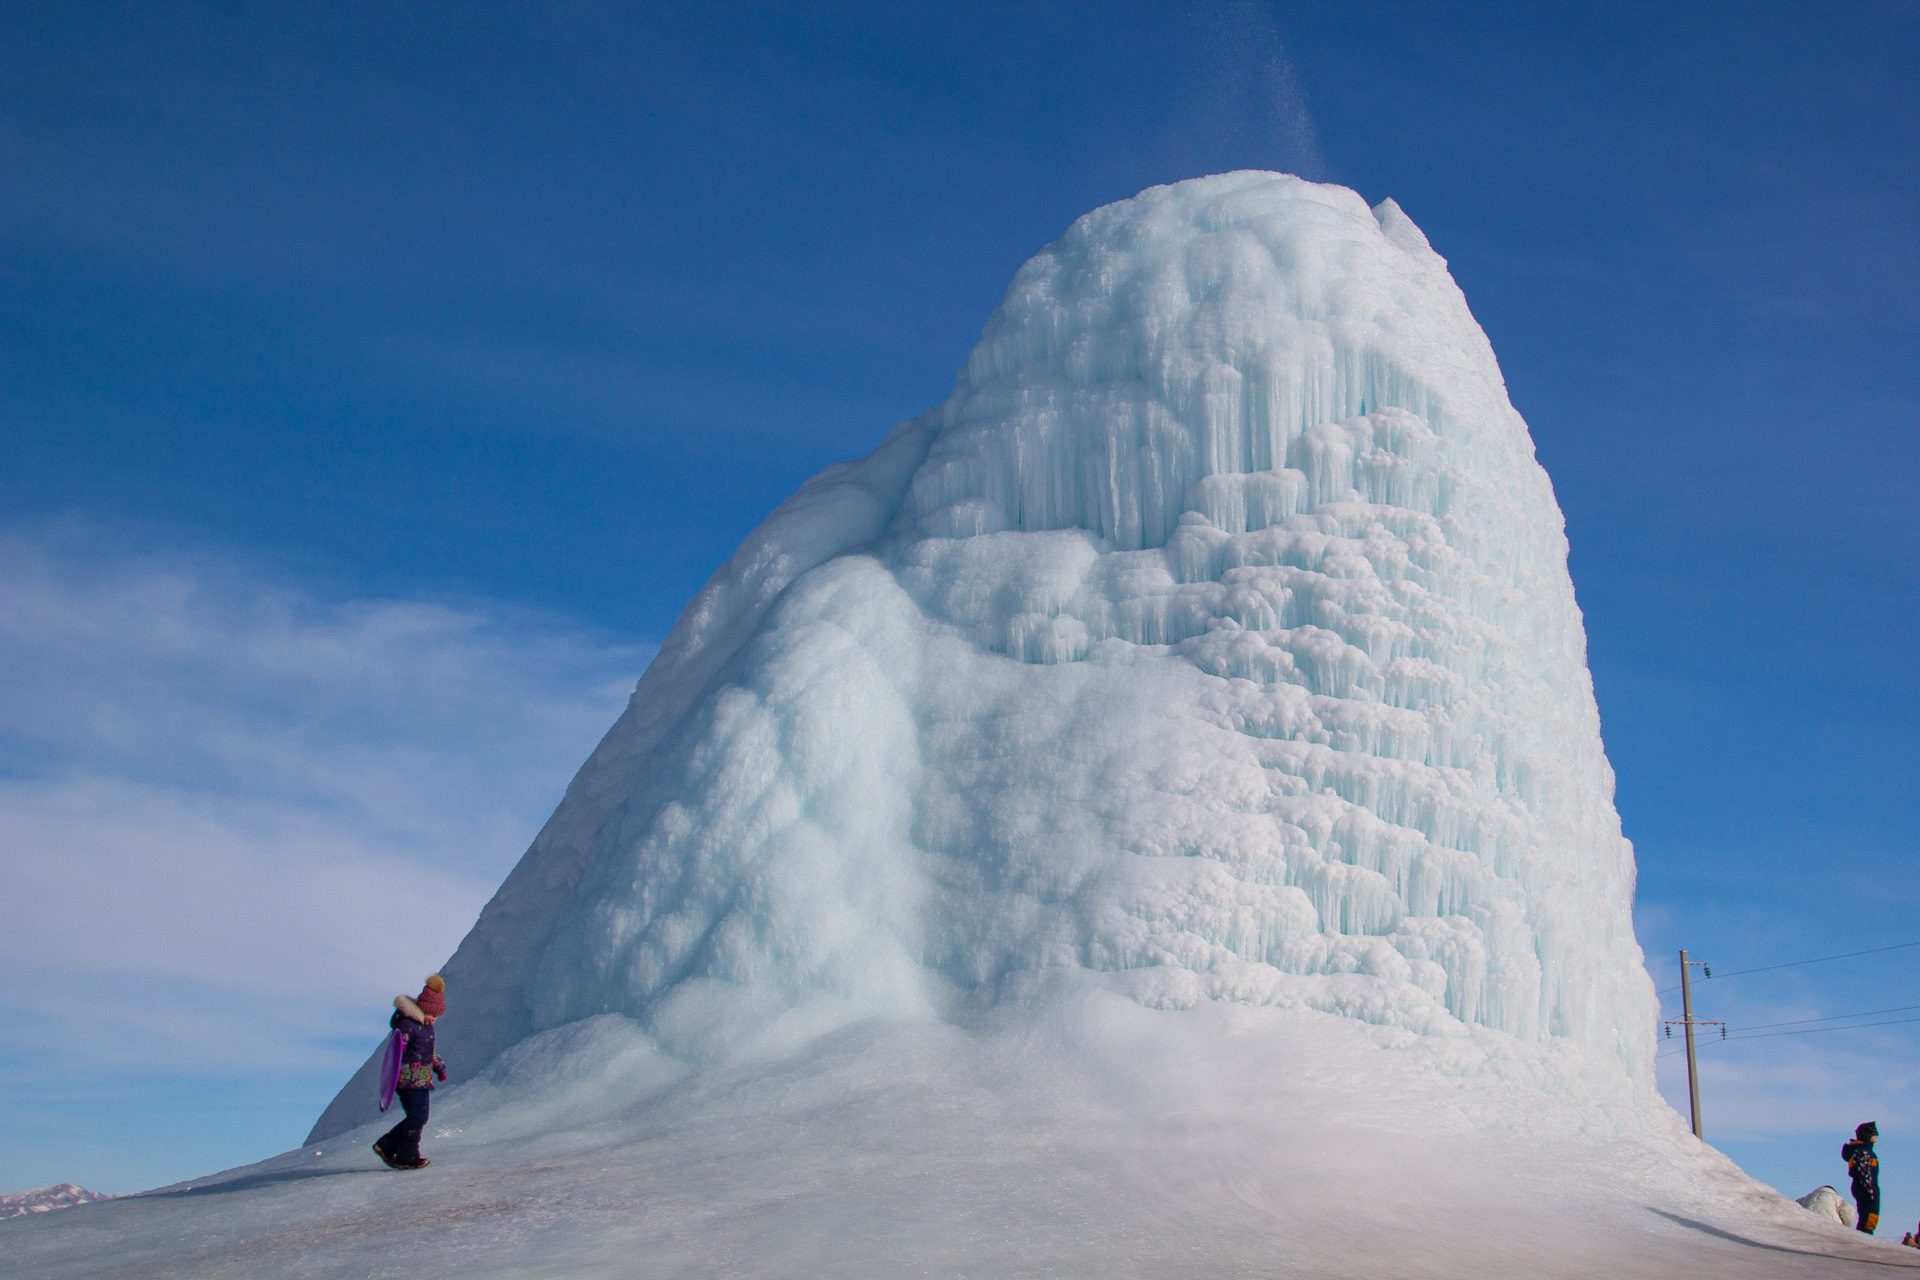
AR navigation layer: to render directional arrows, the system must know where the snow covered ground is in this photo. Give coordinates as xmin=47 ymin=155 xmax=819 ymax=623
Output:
xmin=7 ymin=173 xmax=1882 ymax=1276
xmin=6 ymin=993 xmax=1913 ymax=1277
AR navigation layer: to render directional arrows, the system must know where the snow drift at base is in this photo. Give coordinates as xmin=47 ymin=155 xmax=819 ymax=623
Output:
xmin=9 ymin=173 xmax=1894 ymax=1277
xmin=7 ymin=994 xmax=1912 ymax=1278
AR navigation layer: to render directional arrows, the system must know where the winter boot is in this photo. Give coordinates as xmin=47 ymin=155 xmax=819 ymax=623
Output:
xmin=371 ymin=1140 xmax=404 ymax=1170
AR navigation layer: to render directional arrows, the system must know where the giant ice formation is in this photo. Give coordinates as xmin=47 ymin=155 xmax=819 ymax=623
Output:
xmin=314 ymin=171 xmax=1657 ymax=1143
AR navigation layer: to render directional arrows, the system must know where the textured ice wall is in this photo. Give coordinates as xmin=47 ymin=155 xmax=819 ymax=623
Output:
xmin=314 ymin=173 xmax=1657 ymax=1143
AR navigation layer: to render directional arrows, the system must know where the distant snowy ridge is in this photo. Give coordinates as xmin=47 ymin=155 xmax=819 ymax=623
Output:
xmin=0 ymin=1185 xmax=112 ymax=1220
xmin=315 ymin=170 xmax=1657 ymax=1144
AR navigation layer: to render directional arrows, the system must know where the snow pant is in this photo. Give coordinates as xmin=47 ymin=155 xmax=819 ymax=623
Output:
xmin=379 ymin=1088 xmax=431 ymax=1164
xmin=1853 ymin=1184 xmax=1880 ymax=1233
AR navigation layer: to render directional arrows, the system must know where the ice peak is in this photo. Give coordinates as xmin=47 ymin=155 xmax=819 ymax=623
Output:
xmin=908 ymin=172 xmax=1523 ymax=554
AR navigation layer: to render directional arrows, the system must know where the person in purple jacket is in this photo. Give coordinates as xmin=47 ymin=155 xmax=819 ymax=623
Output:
xmin=372 ymin=975 xmax=447 ymax=1170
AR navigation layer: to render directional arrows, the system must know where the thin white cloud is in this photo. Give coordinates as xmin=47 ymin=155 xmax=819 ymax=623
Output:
xmin=0 ymin=525 xmax=650 ymax=1078
xmin=1660 ymin=1035 xmax=1920 ymax=1141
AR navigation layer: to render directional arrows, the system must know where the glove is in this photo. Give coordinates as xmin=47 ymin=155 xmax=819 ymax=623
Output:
xmin=434 ymin=1066 xmax=447 ymax=1082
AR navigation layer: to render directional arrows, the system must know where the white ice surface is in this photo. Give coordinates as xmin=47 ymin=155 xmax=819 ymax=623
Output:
xmin=16 ymin=173 xmax=1855 ymax=1275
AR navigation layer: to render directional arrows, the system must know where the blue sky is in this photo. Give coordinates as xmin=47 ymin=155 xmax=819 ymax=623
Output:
xmin=2 ymin=0 xmax=1915 ymax=1225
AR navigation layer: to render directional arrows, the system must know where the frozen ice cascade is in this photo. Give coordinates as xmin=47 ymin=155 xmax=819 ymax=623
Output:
xmin=314 ymin=171 xmax=1659 ymax=1144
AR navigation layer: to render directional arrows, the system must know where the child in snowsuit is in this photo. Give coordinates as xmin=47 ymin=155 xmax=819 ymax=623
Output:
xmin=373 ymin=975 xmax=447 ymax=1170
xmin=1843 ymin=1121 xmax=1880 ymax=1234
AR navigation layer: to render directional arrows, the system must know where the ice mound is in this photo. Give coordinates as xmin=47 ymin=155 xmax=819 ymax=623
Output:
xmin=314 ymin=171 xmax=1658 ymax=1144
xmin=1797 ymin=1185 xmax=1858 ymax=1229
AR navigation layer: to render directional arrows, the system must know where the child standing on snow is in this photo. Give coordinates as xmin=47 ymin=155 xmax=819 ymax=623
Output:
xmin=1843 ymin=1121 xmax=1880 ymax=1234
xmin=373 ymin=975 xmax=448 ymax=1170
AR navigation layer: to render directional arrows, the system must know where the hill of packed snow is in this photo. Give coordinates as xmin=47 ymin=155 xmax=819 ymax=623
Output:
xmin=8 ymin=173 xmax=1909 ymax=1277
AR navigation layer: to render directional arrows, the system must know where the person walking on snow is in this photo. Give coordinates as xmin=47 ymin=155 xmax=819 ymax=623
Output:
xmin=373 ymin=975 xmax=447 ymax=1170
xmin=1843 ymin=1121 xmax=1881 ymax=1234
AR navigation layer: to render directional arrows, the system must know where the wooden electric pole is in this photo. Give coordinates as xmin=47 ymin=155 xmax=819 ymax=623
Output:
xmin=1664 ymin=950 xmax=1723 ymax=1139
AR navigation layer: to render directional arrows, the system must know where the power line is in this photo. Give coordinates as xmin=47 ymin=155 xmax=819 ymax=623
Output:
xmin=1726 ymin=1016 xmax=1920 ymax=1044
xmin=1657 ymin=1014 xmax=1920 ymax=1059
xmin=1727 ymin=1003 xmax=1920 ymax=1033
xmin=1654 ymin=1004 xmax=1920 ymax=1051
xmin=1654 ymin=940 xmax=1920 ymax=996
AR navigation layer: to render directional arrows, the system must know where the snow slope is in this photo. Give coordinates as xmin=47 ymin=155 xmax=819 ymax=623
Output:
xmin=7 ymin=999 xmax=1914 ymax=1277
xmin=9 ymin=173 xmax=1879 ymax=1276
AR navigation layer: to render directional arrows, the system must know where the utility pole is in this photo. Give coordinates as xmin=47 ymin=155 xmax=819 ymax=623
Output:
xmin=1663 ymin=950 xmax=1724 ymax=1139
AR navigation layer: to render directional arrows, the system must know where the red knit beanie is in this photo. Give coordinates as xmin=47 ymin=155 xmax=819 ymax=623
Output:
xmin=416 ymin=974 xmax=446 ymax=1018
